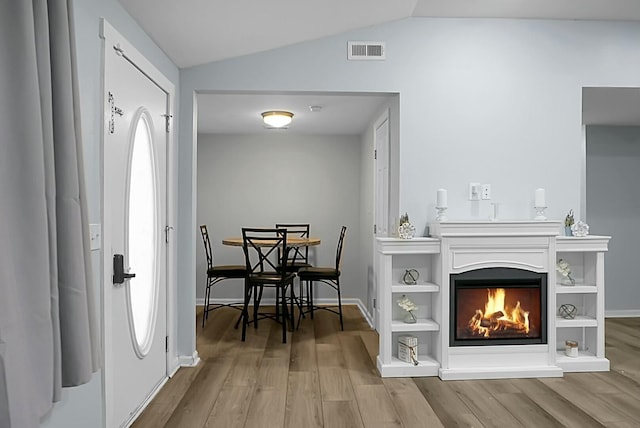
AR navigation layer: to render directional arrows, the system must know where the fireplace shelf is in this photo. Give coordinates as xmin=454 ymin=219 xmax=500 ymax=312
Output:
xmin=556 ymin=285 xmax=597 ymax=293
xmin=555 ymin=316 xmax=598 ymax=327
xmin=391 ymin=319 xmax=439 ymax=332
xmin=555 ymin=235 xmax=610 ymax=373
xmin=376 ymin=223 xmax=611 ymax=380
xmin=376 ymin=237 xmax=441 ymax=377
xmin=391 ymin=283 xmax=439 ymax=293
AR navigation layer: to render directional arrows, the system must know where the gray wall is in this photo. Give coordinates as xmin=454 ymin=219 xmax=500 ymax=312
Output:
xmin=179 ymin=18 xmax=640 ymax=348
xmin=41 ymin=1 xmax=179 ymax=427
xmin=196 ymin=133 xmax=363 ymax=303
xmin=586 ymin=126 xmax=640 ymax=315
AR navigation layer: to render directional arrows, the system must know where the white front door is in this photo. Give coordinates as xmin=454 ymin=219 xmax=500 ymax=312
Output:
xmin=102 ymin=24 xmax=170 ymax=427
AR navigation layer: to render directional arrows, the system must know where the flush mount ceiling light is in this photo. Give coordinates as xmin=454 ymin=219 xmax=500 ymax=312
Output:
xmin=261 ymin=110 xmax=293 ymax=128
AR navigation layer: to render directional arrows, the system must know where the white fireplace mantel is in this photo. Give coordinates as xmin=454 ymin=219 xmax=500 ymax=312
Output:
xmin=376 ymin=220 xmax=610 ymax=380
xmin=430 ymin=220 xmax=563 ymax=237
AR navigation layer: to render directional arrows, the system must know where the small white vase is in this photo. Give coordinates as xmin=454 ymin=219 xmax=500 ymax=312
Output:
xmin=404 ymin=311 xmax=417 ymax=323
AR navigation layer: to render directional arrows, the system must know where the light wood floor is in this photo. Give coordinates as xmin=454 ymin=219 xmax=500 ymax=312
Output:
xmin=133 ymin=306 xmax=640 ymax=427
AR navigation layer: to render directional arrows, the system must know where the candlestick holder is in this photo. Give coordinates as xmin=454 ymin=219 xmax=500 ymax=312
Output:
xmin=436 ymin=206 xmax=448 ymax=221
xmin=534 ymin=206 xmax=547 ymax=221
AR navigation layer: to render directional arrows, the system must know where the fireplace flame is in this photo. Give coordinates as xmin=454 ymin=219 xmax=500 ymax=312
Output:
xmin=468 ymin=288 xmax=530 ymax=337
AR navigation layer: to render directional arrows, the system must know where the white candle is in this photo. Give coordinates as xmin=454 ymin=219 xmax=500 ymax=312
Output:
xmin=535 ymin=188 xmax=546 ymax=207
xmin=437 ymin=189 xmax=447 ymax=208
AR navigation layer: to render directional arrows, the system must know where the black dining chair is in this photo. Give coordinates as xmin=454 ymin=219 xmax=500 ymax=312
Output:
xmin=275 ymin=223 xmax=312 ymax=315
xmin=297 ymin=226 xmax=347 ymax=330
xmin=199 ymin=225 xmax=247 ymax=328
xmin=275 ymin=223 xmax=312 ymax=272
xmin=240 ymin=227 xmax=297 ymax=343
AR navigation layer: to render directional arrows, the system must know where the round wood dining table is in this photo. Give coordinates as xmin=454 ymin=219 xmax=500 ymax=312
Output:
xmin=222 ymin=236 xmax=321 ymax=247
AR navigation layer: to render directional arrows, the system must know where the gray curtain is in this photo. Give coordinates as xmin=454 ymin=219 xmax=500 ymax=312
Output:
xmin=0 ymin=0 xmax=99 ymax=426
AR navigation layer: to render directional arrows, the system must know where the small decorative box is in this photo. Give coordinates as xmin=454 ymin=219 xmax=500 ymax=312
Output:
xmin=398 ymin=335 xmax=418 ymax=347
xmin=565 ymin=340 xmax=579 ymax=358
xmin=397 ymin=335 xmax=418 ymax=365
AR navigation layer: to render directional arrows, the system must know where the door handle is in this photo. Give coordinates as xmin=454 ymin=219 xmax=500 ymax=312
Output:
xmin=113 ymin=253 xmax=136 ymax=284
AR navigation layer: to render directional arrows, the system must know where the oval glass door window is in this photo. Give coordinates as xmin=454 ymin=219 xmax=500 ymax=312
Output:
xmin=126 ymin=110 xmax=159 ymax=358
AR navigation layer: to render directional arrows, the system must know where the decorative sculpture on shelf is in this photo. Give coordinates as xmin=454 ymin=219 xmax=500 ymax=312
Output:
xmin=558 ymin=304 xmax=578 ymax=319
xmin=556 ymin=259 xmax=575 ymax=286
xmin=398 ymin=212 xmax=416 ymax=239
xmin=397 ymin=295 xmax=418 ymax=323
xmin=564 ymin=210 xmax=575 ymax=236
xmin=571 ymin=220 xmax=590 ymax=237
xmin=402 ymin=269 xmax=420 ymax=285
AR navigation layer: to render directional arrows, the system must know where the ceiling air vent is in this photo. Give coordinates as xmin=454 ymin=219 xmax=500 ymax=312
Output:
xmin=348 ymin=41 xmax=386 ymax=60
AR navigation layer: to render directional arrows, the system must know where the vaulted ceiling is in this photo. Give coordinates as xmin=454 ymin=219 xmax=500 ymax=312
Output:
xmin=121 ymin=0 xmax=640 ymax=68
xmin=119 ymin=0 xmax=640 ymax=133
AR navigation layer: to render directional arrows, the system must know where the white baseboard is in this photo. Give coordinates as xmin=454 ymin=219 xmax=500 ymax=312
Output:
xmin=195 ymin=297 xmax=376 ymax=330
xmin=168 ymin=356 xmax=180 ymax=377
xmin=605 ymin=310 xmax=640 ymax=318
xmin=178 ymin=350 xmax=200 ymax=367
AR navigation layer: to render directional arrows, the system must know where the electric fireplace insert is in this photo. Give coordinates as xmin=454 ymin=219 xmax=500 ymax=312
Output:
xmin=450 ymin=267 xmax=547 ymax=346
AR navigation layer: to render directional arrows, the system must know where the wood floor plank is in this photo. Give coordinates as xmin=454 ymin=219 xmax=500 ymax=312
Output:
xmin=289 ymin=316 xmax=317 ymax=372
xmin=564 ymin=373 xmax=640 ymax=423
xmin=311 ymin=310 xmax=341 ymax=345
xmin=539 ymin=376 xmax=634 ymax=425
xmin=358 ymin=328 xmax=380 ymax=367
xmin=383 ymin=378 xmax=444 ymax=428
xmin=244 ymin=387 xmax=287 ymax=428
xmin=591 ymin=370 xmax=640 ymax=398
xmin=284 ymin=371 xmax=323 ymax=428
xmin=413 ymin=377 xmax=484 ymax=427
xmin=316 ymin=343 xmax=346 ymax=368
xmin=322 ymin=400 xmax=364 ymax=428
xmin=509 ymin=378 xmax=606 ymax=428
xmin=318 ymin=366 xmax=356 ymax=401
xmin=132 ymin=365 xmax=203 ymax=427
xmin=492 ymin=391 xmax=564 ymax=428
xmin=163 ymin=357 xmax=234 ymax=428
xmin=204 ymin=385 xmax=253 ymax=428
xmin=340 ymin=333 xmax=383 ymax=386
xmin=448 ymin=380 xmax=524 ymax=427
xmin=353 ymin=384 xmax=403 ymax=428
xmin=243 ymin=348 xmax=291 ymax=427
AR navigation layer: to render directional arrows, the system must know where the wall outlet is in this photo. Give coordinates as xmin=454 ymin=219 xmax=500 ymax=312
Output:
xmin=481 ymin=184 xmax=491 ymax=200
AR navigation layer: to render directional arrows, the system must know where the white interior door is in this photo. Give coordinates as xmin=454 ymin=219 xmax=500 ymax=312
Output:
xmin=375 ymin=113 xmax=390 ymax=237
xmin=373 ymin=110 xmax=390 ymax=330
xmin=103 ymin=26 xmax=169 ymax=428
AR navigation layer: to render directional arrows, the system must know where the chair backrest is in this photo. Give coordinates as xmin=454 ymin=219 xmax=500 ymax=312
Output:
xmin=335 ymin=226 xmax=347 ymax=271
xmin=275 ymin=223 xmax=309 ymax=265
xmin=242 ymin=228 xmax=290 ymax=275
xmin=199 ymin=224 xmax=214 ymax=269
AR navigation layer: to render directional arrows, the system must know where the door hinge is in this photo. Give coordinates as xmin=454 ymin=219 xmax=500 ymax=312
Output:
xmin=165 ymin=225 xmax=173 ymax=244
xmin=373 ymin=298 xmax=376 ymax=309
xmin=374 ymin=149 xmax=377 ymax=160
xmin=373 ymin=224 xmax=377 ymax=234
xmin=163 ymin=114 xmax=173 ymax=133
xmin=165 ymin=336 xmax=169 ymax=353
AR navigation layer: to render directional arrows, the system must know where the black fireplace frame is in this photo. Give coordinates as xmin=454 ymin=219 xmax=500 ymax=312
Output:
xmin=450 ymin=267 xmax=547 ymax=347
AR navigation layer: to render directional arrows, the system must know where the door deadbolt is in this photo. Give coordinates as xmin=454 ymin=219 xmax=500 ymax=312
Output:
xmin=113 ymin=253 xmax=136 ymax=284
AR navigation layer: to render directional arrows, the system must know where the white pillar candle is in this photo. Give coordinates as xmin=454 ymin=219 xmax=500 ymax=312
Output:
xmin=437 ymin=188 xmax=447 ymax=208
xmin=535 ymin=188 xmax=546 ymax=207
